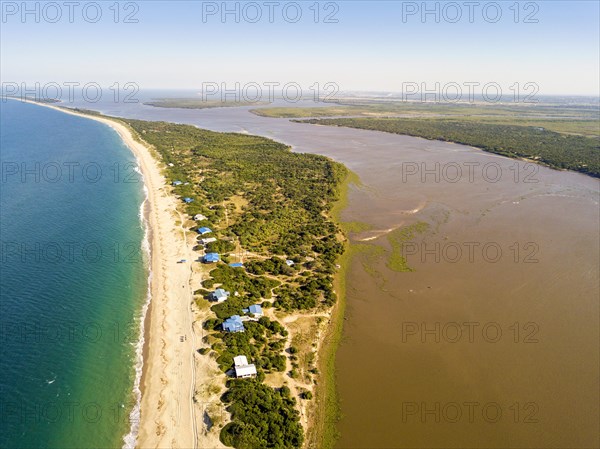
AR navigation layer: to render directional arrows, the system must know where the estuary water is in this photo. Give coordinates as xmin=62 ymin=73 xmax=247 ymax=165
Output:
xmin=62 ymin=97 xmax=600 ymax=448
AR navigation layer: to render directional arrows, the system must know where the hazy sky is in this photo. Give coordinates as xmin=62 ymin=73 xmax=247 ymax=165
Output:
xmin=1 ymin=1 xmax=599 ymax=96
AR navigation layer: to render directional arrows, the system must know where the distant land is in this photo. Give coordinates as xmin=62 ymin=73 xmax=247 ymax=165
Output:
xmin=144 ymin=98 xmax=270 ymax=109
xmin=297 ymin=117 xmax=600 ymax=178
xmin=250 ymin=100 xmax=600 ymax=137
xmin=238 ymin=97 xmax=599 ymax=178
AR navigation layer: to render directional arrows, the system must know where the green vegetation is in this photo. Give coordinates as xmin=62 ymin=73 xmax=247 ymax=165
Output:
xmin=302 ymin=169 xmax=358 ymax=449
xmin=221 ymin=381 xmax=303 ymax=449
xmin=386 ymin=222 xmax=430 ymax=272
xmin=203 ymin=265 xmax=279 ymax=301
xmin=205 ymin=239 xmax=236 ymax=254
xmin=353 ymin=243 xmax=386 ymax=278
xmin=70 ymin=96 xmax=599 ymax=139
xmin=123 ymin=119 xmax=347 ymax=259
xmin=245 ymin=257 xmax=295 ymax=276
xmin=299 ymin=118 xmax=600 ymax=177
xmin=300 ymin=390 xmax=313 ymax=400
xmin=273 ymin=272 xmax=337 ymax=310
xmin=120 ymin=118 xmax=348 ymax=449
xmin=252 ymin=100 xmax=600 ymax=137
xmin=209 ymin=318 xmax=287 ymax=373
xmin=145 ymin=98 xmax=269 ymax=109
xmin=437 ymin=116 xmax=600 ymax=137
xmin=341 ymin=221 xmax=373 ymax=233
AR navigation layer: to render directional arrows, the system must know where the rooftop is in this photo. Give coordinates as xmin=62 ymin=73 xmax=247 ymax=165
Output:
xmin=212 ymin=288 xmax=229 ymax=300
xmin=235 ymin=364 xmax=257 ymax=378
xmin=233 ymin=355 xmax=257 ymax=378
xmin=223 ymin=315 xmax=245 ymax=332
xmin=234 ymin=355 xmax=248 ymax=367
xmin=203 ymin=253 xmax=220 ymax=263
xmin=248 ymin=304 xmax=263 ymax=315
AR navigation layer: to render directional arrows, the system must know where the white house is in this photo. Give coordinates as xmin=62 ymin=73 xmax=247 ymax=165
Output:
xmin=234 ymin=355 xmax=248 ymax=366
xmin=211 ymin=288 xmax=230 ymax=302
xmin=199 ymin=237 xmax=217 ymax=245
xmin=233 ymin=355 xmax=257 ymax=378
xmin=194 ymin=214 xmax=207 ymax=221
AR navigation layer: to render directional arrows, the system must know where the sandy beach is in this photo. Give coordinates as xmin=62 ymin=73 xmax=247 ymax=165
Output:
xmin=18 ymin=100 xmax=202 ymax=448
xmin=96 ymin=117 xmax=198 ymax=449
xmin=11 ymin=99 xmax=342 ymax=449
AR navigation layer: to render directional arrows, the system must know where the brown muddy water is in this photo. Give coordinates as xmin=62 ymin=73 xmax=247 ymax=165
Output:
xmin=81 ymin=102 xmax=600 ymax=448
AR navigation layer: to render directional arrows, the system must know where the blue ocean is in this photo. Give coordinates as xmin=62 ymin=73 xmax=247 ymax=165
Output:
xmin=0 ymin=100 xmax=149 ymax=448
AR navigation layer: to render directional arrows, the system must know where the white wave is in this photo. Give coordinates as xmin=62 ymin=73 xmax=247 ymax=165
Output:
xmin=122 ymin=161 xmax=152 ymax=449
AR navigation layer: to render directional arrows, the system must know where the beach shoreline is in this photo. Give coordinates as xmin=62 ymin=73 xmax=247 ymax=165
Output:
xmin=9 ymin=98 xmax=198 ymax=449
xmin=8 ymin=98 xmax=351 ymax=449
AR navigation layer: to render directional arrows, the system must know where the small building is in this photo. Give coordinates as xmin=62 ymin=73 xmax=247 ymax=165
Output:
xmin=223 ymin=315 xmax=245 ymax=333
xmin=285 ymin=259 xmax=295 ymax=266
xmin=197 ymin=227 xmax=212 ymax=235
xmin=168 ymin=163 xmax=175 ymax=167
xmin=203 ymin=252 xmax=220 ymax=263
xmin=233 ymin=355 xmax=257 ymax=378
xmin=229 ymin=262 xmax=244 ymax=268
xmin=194 ymin=214 xmax=207 ymax=221
xmin=242 ymin=304 xmax=263 ymax=317
xmin=248 ymin=304 xmax=263 ymax=317
xmin=172 ymin=180 xmax=182 ymax=186
xmin=199 ymin=237 xmax=217 ymax=245
xmin=211 ymin=288 xmax=230 ymax=303
xmin=183 ymin=197 xmax=194 ymax=203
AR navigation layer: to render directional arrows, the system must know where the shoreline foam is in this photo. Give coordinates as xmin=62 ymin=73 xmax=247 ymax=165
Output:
xmin=122 ymin=179 xmax=151 ymax=449
xmin=8 ymin=98 xmax=197 ymax=449
xmin=9 ymin=98 xmax=352 ymax=449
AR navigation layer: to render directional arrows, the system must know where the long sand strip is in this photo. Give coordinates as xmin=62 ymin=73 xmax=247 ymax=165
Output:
xmin=14 ymin=100 xmax=198 ymax=449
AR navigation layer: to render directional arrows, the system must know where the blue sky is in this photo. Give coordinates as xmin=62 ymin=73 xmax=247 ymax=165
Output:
xmin=1 ymin=1 xmax=599 ymax=95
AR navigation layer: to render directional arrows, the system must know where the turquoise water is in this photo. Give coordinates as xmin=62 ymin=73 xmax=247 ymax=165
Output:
xmin=0 ymin=100 xmax=149 ymax=448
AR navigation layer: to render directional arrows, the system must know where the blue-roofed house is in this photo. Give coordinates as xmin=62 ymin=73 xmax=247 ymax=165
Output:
xmin=172 ymin=180 xmax=183 ymax=186
xmin=243 ymin=304 xmax=264 ymax=317
xmin=203 ymin=253 xmax=220 ymax=263
xmin=229 ymin=262 xmax=244 ymax=268
xmin=211 ymin=288 xmax=230 ymax=303
xmin=248 ymin=304 xmax=263 ymax=317
xmin=197 ymin=227 xmax=212 ymax=235
xmin=223 ymin=315 xmax=245 ymax=333
xmin=183 ymin=197 xmax=194 ymax=203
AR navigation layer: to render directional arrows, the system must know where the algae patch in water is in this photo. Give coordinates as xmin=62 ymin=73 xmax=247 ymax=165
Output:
xmin=342 ymin=221 xmax=373 ymax=233
xmin=386 ymin=222 xmax=430 ymax=272
xmin=351 ymin=243 xmax=386 ymax=278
